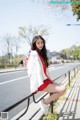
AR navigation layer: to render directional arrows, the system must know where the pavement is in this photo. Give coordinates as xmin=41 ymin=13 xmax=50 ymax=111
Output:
xmin=0 ymin=64 xmax=54 ymax=73
xmin=0 ymin=67 xmax=25 ymax=73
xmin=56 ymin=72 xmax=80 ymax=120
xmin=11 ymin=93 xmax=49 ymax=120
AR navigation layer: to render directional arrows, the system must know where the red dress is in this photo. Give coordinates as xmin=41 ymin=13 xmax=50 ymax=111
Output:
xmin=38 ymin=54 xmax=53 ymax=91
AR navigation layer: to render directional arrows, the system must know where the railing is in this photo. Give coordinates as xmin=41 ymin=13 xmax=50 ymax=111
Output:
xmin=2 ymin=64 xmax=80 ymax=120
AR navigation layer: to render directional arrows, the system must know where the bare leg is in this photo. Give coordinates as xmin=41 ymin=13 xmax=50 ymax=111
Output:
xmin=43 ymin=83 xmax=66 ymax=104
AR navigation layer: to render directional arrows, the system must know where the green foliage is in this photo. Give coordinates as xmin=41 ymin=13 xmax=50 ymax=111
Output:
xmin=0 ymin=54 xmax=25 ymax=68
xmin=0 ymin=64 xmax=18 ymax=69
xmin=60 ymin=45 xmax=80 ymax=60
xmin=42 ymin=112 xmax=58 ymax=120
xmin=71 ymin=0 xmax=80 ymax=21
xmin=0 ymin=64 xmax=5 ymax=68
xmin=72 ymin=46 xmax=80 ymax=60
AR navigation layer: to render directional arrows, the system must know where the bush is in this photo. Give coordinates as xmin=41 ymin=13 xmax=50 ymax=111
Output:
xmin=0 ymin=64 xmax=5 ymax=68
xmin=0 ymin=64 xmax=19 ymax=69
xmin=42 ymin=112 xmax=58 ymax=120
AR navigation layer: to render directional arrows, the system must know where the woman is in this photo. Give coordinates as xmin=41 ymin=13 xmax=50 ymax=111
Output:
xmin=27 ymin=35 xmax=66 ymax=114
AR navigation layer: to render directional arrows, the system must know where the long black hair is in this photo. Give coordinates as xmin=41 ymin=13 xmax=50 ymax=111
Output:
xmin=31 ymin=35 xmax=49 ymax=67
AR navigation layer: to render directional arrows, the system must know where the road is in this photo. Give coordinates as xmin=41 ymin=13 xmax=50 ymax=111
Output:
xmin=0 ymin=62 xmax=80 ymax=119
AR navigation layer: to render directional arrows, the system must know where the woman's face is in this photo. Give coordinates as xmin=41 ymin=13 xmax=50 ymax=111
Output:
xmin=35 ymin=39 xmax=44 ymax=50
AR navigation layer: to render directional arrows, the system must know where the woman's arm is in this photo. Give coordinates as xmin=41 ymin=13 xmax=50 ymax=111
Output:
xmin=27 ymin=51 xmax=35 ymax=77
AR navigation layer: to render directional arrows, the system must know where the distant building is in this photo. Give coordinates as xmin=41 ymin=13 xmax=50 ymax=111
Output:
xmin=49 ymin=52 xmax=62 ymax=64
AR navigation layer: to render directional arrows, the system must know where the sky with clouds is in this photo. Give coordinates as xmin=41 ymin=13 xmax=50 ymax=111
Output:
xmin=0 ymin=0 xmax=80 ymax=55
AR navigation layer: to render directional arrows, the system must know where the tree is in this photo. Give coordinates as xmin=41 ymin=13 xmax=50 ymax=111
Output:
xmin=12 ymin=36 xmax=21 ymax=56
xmin=60 ymin=45 xmax=80 ymax=60
xmin=71 ymin=0 xmax=80 ymax=21
xmin=2 ymin=34 xmax=13 ymax=60
xmin=72 ymin=46 xmax=80 ymax=60
xmin=60 ymin=49 xmax=67 ymax=59
xmin=19 ymin=26 xmax=49 ymax=46
xmin=32 ymin=0 xmax=80 ymax=21
xmin=1 ymin=34 xmax=21 ymax=65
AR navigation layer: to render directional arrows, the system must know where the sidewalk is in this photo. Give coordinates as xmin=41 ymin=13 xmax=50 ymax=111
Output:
xmin=0 ymin=65 xmax=54 ymax=73
xmin=0 ymin=64 xmax=54 ymax=73
xmin=11 ymin=93 xmax=49 ymax=120
xmin=56 ymin=72 xmax=80 ymax=120
xmin=0 ymin=67 xmax=25 ymax=73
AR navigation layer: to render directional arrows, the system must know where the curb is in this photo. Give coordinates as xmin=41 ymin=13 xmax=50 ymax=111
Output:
xmin=0 ymin=65 xmax=54 ymax=73
xmin=0 ymin=68 xmax=26 ymax=73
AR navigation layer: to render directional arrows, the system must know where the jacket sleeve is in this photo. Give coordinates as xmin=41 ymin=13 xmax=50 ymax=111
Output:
xmin=27 ymin=52 xmax=35 ymax=77
xmin=34 ymin=52 xmax=47 ymax=85
xmin=27 ymin=51 xmax=47 ymax=85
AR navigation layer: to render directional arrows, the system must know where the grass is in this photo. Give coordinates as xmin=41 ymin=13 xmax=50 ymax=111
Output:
xmin=42 ymin=112 xmax=59 ymax=120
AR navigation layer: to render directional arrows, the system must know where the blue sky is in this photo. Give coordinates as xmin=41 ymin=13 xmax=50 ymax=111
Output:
xmin=0 ymin=0 xmax=80 ymax=55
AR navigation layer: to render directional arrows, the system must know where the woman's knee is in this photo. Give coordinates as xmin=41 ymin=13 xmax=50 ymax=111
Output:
xmin=43 ymin=84 xmax=66 ymax=94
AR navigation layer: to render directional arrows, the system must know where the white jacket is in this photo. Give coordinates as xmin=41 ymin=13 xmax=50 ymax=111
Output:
xmin=27 ymin=50 xmax=52 ymax=93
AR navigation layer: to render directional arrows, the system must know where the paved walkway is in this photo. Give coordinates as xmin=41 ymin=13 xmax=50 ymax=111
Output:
xmin=0 ymin=67 xmax=25 ymax=73
xmin=58 ymin=72 xmax=80 ymax=120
